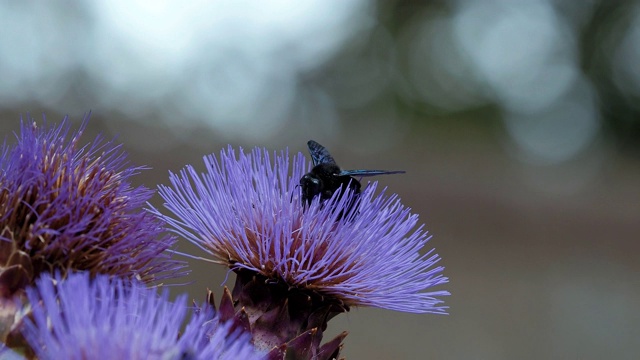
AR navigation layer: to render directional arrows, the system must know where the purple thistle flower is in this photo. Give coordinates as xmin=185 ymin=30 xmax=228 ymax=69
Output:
xmin=0 ymin=114 xmax=184 ymax=291
xmin=157 ymin=146 xmax=448 ymax=313
xmin=154 ymin=145 xmax=449 ymax=356
xmin=21 ymin=272 xmax=261 ymax=360
xmin=0 ymin=114 xmax=185 ymax=352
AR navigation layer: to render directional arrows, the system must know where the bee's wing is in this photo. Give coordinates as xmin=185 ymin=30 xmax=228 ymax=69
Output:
xmin=338 ymin=169 xmax=406 ymax=177
xmin=307 ymin=140 xmax=337 ymax=166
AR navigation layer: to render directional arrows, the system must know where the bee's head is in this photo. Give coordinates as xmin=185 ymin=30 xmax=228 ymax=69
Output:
xmin=300 ymin=173 xmax=322 ymax=203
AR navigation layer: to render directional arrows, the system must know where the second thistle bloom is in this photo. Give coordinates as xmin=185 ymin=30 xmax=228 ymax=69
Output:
xmin=21 ymin=272 xmax=259 ymax=360
xmin=157 ymin=146 xmax=449 ymax=313
xmin=0 ymin=115 xmax=185 ymax=348
xmin=0 ymin=115 xmax=184 ymax=290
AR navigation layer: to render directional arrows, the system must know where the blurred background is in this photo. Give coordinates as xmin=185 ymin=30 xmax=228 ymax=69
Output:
xmin=1 ymin=0 xmax=639 ymax=358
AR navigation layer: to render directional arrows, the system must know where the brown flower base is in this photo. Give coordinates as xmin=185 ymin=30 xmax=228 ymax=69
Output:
xmin=205 ymin=268 xmax=349 ymax=360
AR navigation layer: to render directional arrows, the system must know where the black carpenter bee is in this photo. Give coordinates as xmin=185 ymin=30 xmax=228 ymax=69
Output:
xmin=300 ymin=140 xmax=405 ymax=207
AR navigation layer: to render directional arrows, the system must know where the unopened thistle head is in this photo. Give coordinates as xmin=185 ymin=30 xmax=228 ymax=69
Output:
xmin=21 ymin=271 xmax=260 ymax=360
xmin=0 ymin=114 xmax=184 ymax=297
xmin=157 ymin=146 xmax=448 ymax=314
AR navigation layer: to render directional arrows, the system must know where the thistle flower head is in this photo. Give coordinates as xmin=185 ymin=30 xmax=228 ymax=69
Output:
xmin=156 ymin=146 xmax=448 ymax=314
xmin=21 ymin=272 xmax=260 ymax=360
xmin=0 ymin=114 xmax=184 ymax=293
